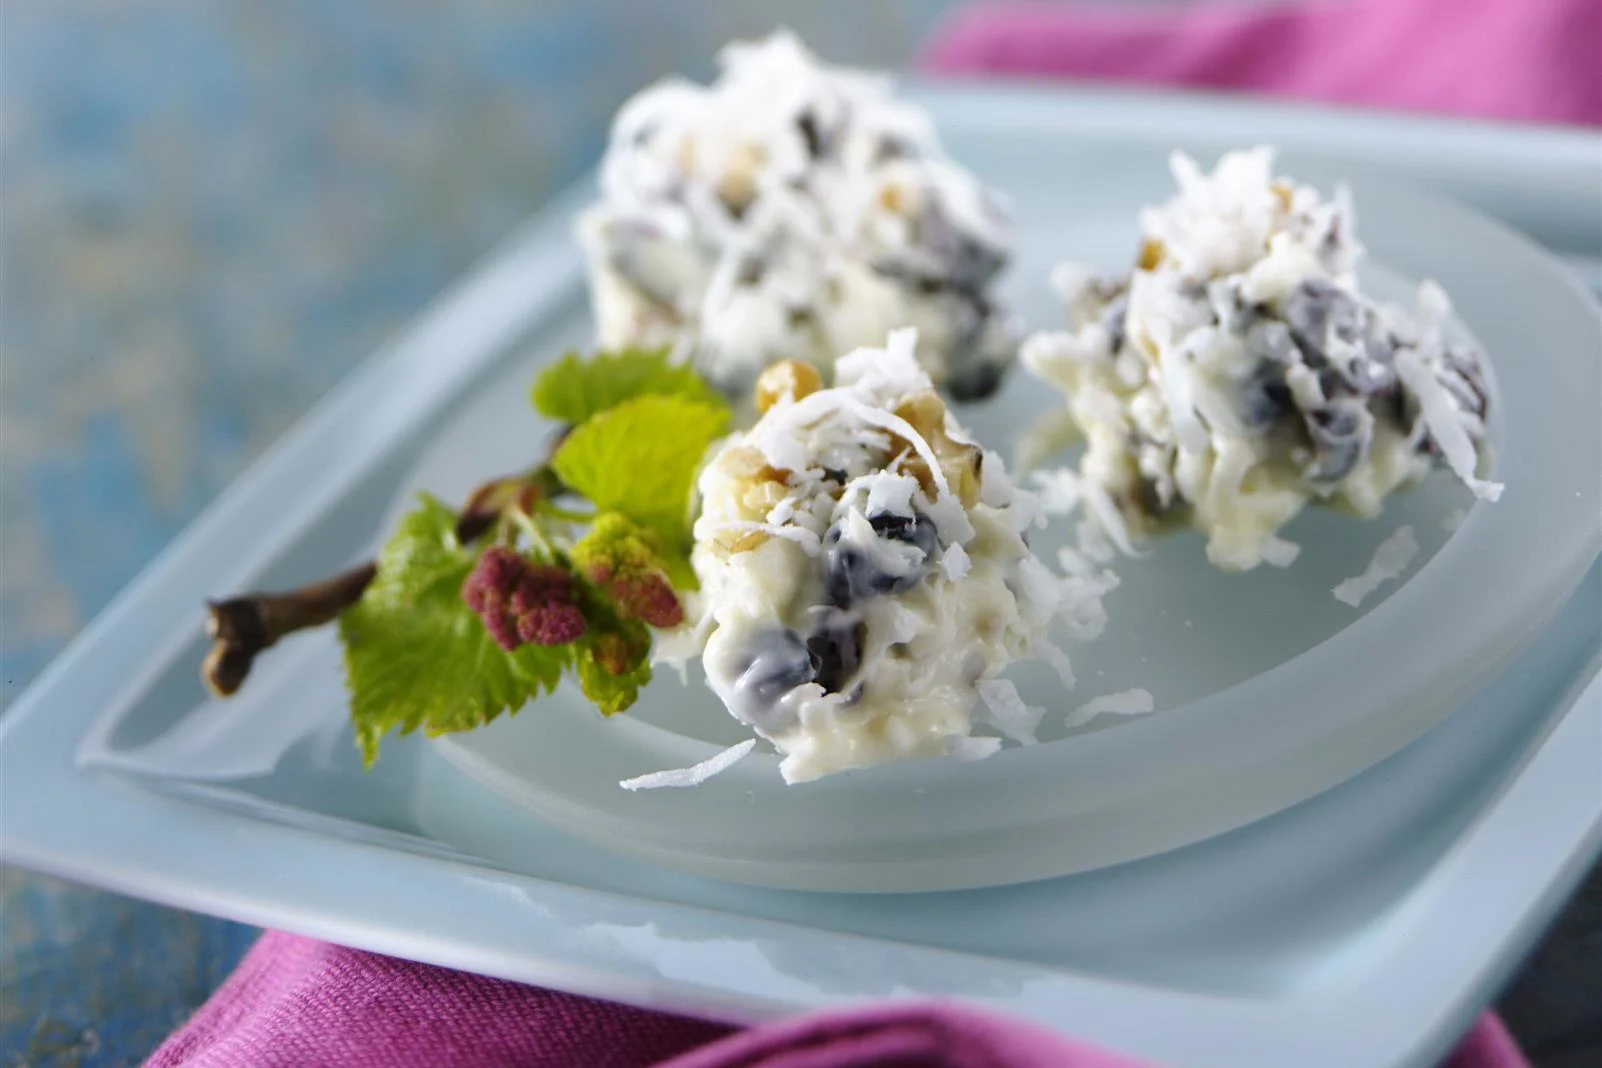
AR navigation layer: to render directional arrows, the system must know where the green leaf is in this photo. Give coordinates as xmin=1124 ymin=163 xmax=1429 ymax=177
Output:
xmin=552 ymin=394 xmax=729 ymax=564
xmin=339 ymin=493 xmax=567 ymax=765
xmin=657 ymin=550 xmax=699 ymax=592
xmin=570 ymin=582 xmax=654 ymax=716
xmin=570 ymin=513 xmax=685 ymax=627
xmin=532 ymin=348 xmax=724 ymax=426
xmin=575 ymin=631 xmax=653 ymax=717
xmin=577 ymin=648 xmax=651 ymax=716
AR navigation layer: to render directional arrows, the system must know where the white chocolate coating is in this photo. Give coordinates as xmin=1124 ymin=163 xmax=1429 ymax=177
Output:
xmin=578 ymin=31 xmax=1015 ymax=402
xmin=1024 ymin=148 xmax=1497 ymax=571
xmin=669 ymin=330 xmax=1103 ymax=784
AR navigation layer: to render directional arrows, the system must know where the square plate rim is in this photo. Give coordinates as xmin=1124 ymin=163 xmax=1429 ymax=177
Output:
xmin=3 ymin=85 xmax=1600 ymax=1068
xmin=5 ymin=668 xmax=1597 ymax=1068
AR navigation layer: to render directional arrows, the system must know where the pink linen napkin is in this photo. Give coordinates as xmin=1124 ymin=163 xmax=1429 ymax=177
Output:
xmin=149 ymin=1 xmax=1584 ymax=1065
xmin=148 ymin=933 xmax=1522 ymax=1067
xmin=147 ymin=934 xmax=1146 ymax=1068
xmin=922 ymin=0 xmax=1602 ymax=126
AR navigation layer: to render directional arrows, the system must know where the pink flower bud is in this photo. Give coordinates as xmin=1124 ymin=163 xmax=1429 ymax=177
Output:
xmin=582 ymin=563 xmax=684 ymax=629
xmin=463 ymin=547 xmax=587 ymax=650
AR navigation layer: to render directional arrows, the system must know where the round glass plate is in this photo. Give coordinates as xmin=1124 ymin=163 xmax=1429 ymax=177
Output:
xmin=407 ymin=154 xmax=1600 ymax=892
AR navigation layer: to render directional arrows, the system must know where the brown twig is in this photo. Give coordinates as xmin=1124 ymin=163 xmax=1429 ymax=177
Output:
xmin=201 ymin=436 xmax=572 ymax=699
xmin=202 ymin=561 xmax=377 ymax=696
xmin=200 ymin=457 xmax=576 ymax=701
xmin=454 ymin=465 xmax=564 ymax=545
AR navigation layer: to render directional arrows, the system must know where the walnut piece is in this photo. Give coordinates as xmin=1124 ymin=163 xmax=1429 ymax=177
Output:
xmin=893 ymin=390 xmax=982 ymax=508
xmin=1137 ymin=238 xmax=1165 ymax=272
xmin=755 ymin=359 xmax=823 ymax=413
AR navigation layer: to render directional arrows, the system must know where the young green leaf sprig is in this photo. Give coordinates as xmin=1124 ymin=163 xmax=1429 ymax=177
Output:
xmin=202 ymin=349 xmax=731 ymax=764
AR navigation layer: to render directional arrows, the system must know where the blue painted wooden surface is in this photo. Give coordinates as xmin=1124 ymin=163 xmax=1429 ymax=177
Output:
xmin=0 ymin=4 xmax=950 ymax=1064
xmin=1 ymin=2 xmax=1596 ymax=1066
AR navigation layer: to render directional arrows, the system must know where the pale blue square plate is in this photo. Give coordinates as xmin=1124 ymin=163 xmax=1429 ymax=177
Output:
xmin=3 ymin=86 xmax=1599 ymax=1068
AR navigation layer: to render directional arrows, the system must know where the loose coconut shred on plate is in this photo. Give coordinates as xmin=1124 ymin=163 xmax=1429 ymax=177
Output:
xmin=619 ymin=739 xmax=758 ymax=791
xmin=1066 ymin=689 xmax=1157 ymax=730
xmin=1332 ymin=525 xmax=1420 ymax=608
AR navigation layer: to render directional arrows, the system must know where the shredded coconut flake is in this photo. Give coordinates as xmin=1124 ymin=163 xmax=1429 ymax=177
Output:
xmin=837 ymin=395 xmax=952 ymax=499
xmin=1155 ymin=338 xmax=1211 ymax=455
xmin=834 ymin=326 xmax=927 ymax=396
xmin=1035 ymin=638 xmax=1077 ymax=689
xmin=860 ymin=470 xmax=920 ymax=517
xmin=939 ymin=542 xmax=972 ymax=582
xmin=1332 ymin=525 xmax=1419 ymax=607
xmin=1049 ymin=261 xmax=1094 ymax=301
xmin=1063 ymin=688 xmax=1155 ymax=730
xmin=1013 ymin=409 xmax=1083 ymax=475
xmin=1056 ymin=569 xmax=1116 ymax=642
xmin=1031 ymin=467 xmax=1081 ymax=516
xmin=1395 ymin=350 xmax=1503 ymax=502
xmin=947 ymin=736 xmax=1004 ymax=762
xmin=619 ymin=739 xmax=758 ymax=791
xmin=1032 ymin=467 xmax=1139 ymax=559
xmin=976 ymin=678 xmax=1045 ymax=745
xmin=705 ymin=520 xmax=824 ymax=554
xmin=922 ymin=492 xmax=977 ymax=545
xmin=1260 ymin=535 xmax=1302 ymax=569
xmin=1082 ymin=478 xmax=1140 ymax=557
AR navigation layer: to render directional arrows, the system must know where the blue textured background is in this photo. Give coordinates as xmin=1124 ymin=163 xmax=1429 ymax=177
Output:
xmin=1 ymin=2 xmax=1597 ymax=1066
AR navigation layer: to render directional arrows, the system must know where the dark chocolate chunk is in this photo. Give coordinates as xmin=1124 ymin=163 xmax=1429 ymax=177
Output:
xmin=796 ymin=110 xmax=825 ymax=158
xmin=736 ymin=628 xmax=819 ymax=713
xmin=1304 ymin=403 xmax=1367 ymax=482
xmin=1241 ymin=363 xmax=1294 ymax=431
xmin=946 ymin=360 xmax=1007 ymax=402
xmin=807 ymin=612 xmax=866 ymax=695
xmin=822 ymin=512 xmax=936 ymax=605
xmin=869 ymin=511 xmax=939 ymax=558
xmin=735 ymin=254 xmax=766 ymax=286
xmin=1102 ymin=296 xmax=1130 ymax=353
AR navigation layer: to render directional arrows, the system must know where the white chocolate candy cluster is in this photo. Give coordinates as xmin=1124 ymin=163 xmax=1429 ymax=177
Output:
xmin=668 ymin=330 xmax=1109 ymax=783
xmin=1024 ymin=148 xmax=1498 ymax=571
xmin=578 ymin=31 xmax=1015 ymax=403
